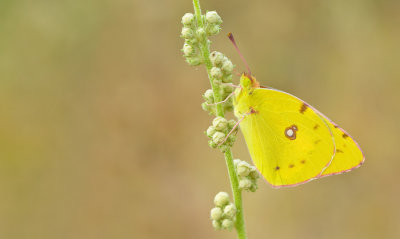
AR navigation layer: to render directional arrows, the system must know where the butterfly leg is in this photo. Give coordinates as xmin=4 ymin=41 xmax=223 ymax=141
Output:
xmin=221 ymin=83 xmax=240 ymax=88
xmin=206 ymin=91 xmax=236 ymax=106
xmin=217 ymin=110 xmax=253 ymax=146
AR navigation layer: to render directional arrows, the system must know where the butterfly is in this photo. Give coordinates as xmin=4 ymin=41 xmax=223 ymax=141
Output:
xmin=232 ymin=74 xmax=364 ymax=188
xmin=228 ymin=34 xmax=364 ymax=188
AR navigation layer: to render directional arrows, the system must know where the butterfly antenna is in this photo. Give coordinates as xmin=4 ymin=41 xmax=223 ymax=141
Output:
xmin=228 ymin=32 xmax=252 ymax=77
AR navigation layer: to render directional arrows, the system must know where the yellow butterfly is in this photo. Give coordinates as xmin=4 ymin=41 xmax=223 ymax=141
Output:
xmin=228 ymin=34 xmax=364 ymax=188
xmin=233 ymin=74 xmax=364 ymax=188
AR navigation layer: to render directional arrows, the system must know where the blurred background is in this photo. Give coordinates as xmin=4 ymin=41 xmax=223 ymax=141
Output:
xmin=1 ymin=0 xmax=399 ymax=238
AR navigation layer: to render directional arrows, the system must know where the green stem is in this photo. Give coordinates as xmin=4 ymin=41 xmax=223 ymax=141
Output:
xmin=224 ymin=149 xmax=247 ymax=239
xmin=192 ymin=1 xmax=247 ymax=238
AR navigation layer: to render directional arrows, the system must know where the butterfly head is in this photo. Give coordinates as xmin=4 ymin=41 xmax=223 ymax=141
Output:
xmin=239 ymin=73 xmax=260 ymax=92
xmin=233 ymin=73 xmax=260 ymax=117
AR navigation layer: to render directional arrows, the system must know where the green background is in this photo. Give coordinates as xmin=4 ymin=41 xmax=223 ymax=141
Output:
xmin=1 ymin=0 xmax=399 ymax=238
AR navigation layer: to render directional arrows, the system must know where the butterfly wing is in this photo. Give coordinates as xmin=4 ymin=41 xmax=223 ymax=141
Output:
xmin=237 ymin=88 xmax=336 ymax=187
xmin=317 ymin=115 xmax=365 ymax=177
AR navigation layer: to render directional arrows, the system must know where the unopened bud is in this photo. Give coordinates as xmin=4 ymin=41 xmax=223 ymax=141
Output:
xmin=214 ymin=192 xmax=230 ymax=207
xmin=212 ymin=131 xmax=225 ymax=145
xmin=221 ymin=219 xmax=234 ymax=230
xmin=206 ymin=126 xmax=216 ymax=138
xmin=181 ymin=13 xmax=195 ymax=26
xmin=221 ymin=60 xmax=234 ymax=73
xmin=182 ymin=43 xmax=194 ymax=56
xmin=210 ymin=67 xmax=223 ymax=79
xmin=207 ymin=25 xmax=221 ymax=36
xmin=239 ymin=178 xmax=252 ymax=190
xmin=212 ymin=220 xmax=221 ymax=230
xmin=196 ymin=27 xmax=206 ymax=38
xmin=237 ymin=161 xmax=251 ymax=177
xmin=181 ymin=27 xmax=193 ymax=39
xmin=212 ymin=117 xmax=228 ymax=131
xmin=223 ymin=203 xmax=237 ymax=219
xmin=206 ymin=11 xmax=222 ymax=25
xmin=210 ymin=51 xmax=224 ymax=66
xmin=210 ymin=207 xmax=223 ymax=220
xmin=186 ymin=56 xmax=201 ymax=66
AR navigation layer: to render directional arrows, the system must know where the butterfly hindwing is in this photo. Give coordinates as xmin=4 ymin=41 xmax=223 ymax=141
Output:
xmin=318 ymin=115 xmax=365 ymax=177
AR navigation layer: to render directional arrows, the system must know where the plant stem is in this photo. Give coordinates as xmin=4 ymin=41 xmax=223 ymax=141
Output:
xmin=224 ymin=149 xmax=247 ymax=239
xmin=192 ymin=1 xmax=247 ymax=238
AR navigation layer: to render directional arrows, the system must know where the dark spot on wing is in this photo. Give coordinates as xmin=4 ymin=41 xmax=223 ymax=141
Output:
xmin=289 ymin=164 xmax=295 ymax=168
xmin=284 ymin=125 xmax=298 ymax=140
xmin=275 ymin=166 xmax=280 ymax=170
xmin=336 ymin=149 xmax=344 ymax=153
xmin=300 ymin=103 xmax=308 ymax=114
xmin=314 ymin=124 xmax=319 ymax=130
xmin=249 ymin=107 xmax=258 ymax=114
xmin=334 ymin=125 xmax=339 ymax=128
xmin=301 ymin=160 xmax=306 ymax=164
xmin=314 ymin=139 xmax=321 ymax=144
xmin=342 ymin=133 xmax=349 ymax=139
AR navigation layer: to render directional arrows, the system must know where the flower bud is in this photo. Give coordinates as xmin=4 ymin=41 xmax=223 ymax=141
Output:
xmin=203 ymin=89 xmax=214 ymax=102
xmin=222 ymin=74 xmax=233 ymax=83
xmin=221 ymin=60 xmax=234 ymax=73
xmin=236 ymin=161 xmax=251 ymax=177
xmin=181 ymin=27 xmax=193 ymax=39
xmin=210 ymin=67 xmax=223 ymax=79
xmin=221 ymin=219 xmax=234 ymax=230
xmin=206 ymin=11 xmax=222 ymax=25
xmin=206 ymin=126 xmax=216 ymax=138
xmin=181 ymin=13 xmax=195 ymax=26
xmin=202 ymin=102 xmax=210 ymax=111
xmin=239 ymin=178 xmax=252 ymax=190
xmin=210 ymin=207 xmax=223 ymax=220
xmin=249 ymin=183 xmax=258 ymax=192
xmin=208 ymin=140 xmax=217 ymax=148
xmin=214 ymin=79 xmax=222 ymax=85
xmin=221 ymin=84 xmax=233 ymax=96
xmin=212 ymin=117 xmax=228 ymax=131
xmin=210 ymin=51 xmax=224 ymax=66
xmin=214 ymin=192 xmax=230 ymax=207
xmin=223 ymin=203 xmax=237 ymax=219
xmin=207 ymin=25 xmax=221 ymax=36
xmin=212 ymin=131 xmax=225 ymax=145
xmin=182 ymin=43 xmax=194 ymax=56
xmin=185 ymin=37 xmax=198 ymax=45
xmin=249 ymin=167 xmax=260 ymax=180
xmin=227 ymin=134 xmax=237 ymax=144
xmin=212 ymin=220 xmax=221 ymax=230
xmin=228 ymin=120 xmax=237 ymax=129
xmin=196 ymin=27 xmax=206 ymax=38
xmin=186 ymin=56 xmax=201 ymax=66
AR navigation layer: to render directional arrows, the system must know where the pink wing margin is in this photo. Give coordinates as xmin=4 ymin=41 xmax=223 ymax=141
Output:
xmin=316 ymin=116 xmax=365 ymax=178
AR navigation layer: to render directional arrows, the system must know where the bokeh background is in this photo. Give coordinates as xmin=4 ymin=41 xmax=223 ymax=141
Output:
xmin=1 ymin=0 xmax=399 ymax=238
